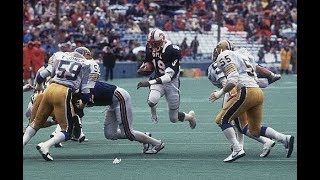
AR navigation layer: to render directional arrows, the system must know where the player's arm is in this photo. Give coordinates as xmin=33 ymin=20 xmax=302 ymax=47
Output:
xmin=34 ymin=63 xmax=53 ymax=91
xmin=87 ymin=61 xmax=101 ymax=89
xmin=77 ymin=65 xmax=93 ymax=109
xmin=255 ymin=65 xmax=281 ymax=84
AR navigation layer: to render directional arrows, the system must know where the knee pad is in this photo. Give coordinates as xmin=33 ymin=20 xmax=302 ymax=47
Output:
xmin=148 ymin=91 xmax=161 ymax=107
xmin=104 ymin=130 xmax=118 ymax=140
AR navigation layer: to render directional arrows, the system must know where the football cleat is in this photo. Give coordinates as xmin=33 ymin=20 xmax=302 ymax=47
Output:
xmin=54 ymin=143 xmax=63 ymax=148
xmin=36 ymin=143 xmax=53 ymax=161
xmin=284 ymin=135 xmax=294 ymax=158
xmin=268 ymin=74 xmax=281 ymax=84
xmin=143 ymin=132 xmax=152 ymax=153
xmin=260 ymin=139 xmax=275 ymax=158
xmin=223 ymin=147 xmax=245 ymax=163
xmin=143 ymin=141 xmax=165 ymax=154
xmin=188 ymin=111 xmax=196 ymax=129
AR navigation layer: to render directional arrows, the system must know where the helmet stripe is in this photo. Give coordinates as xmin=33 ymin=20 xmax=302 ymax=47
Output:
xmin=226 ymin=40 xmax=233 ymax=50
xmin=150 ymin=29 xmax=156 ymax=41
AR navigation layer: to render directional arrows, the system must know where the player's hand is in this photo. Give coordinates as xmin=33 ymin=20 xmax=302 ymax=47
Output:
xmin=209 ymin=89 xmax=224 ymax=102
xmin=137 ymin=81 xmax=150 ymax=89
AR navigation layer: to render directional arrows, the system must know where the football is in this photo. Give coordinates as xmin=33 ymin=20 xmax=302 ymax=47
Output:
xmin=137 ymin=62 xmax=155 ymax=76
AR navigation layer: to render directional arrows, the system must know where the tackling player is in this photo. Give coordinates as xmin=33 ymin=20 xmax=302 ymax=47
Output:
xmin=73 ymin=80 xmax=165 ymax=154
xmin=23 ymin=50 xmax=91 ymax=161
xmin=209 ymin=40 xmax=294 ymax=162
xmin=136 ymin=28 xmax=196 ymax=129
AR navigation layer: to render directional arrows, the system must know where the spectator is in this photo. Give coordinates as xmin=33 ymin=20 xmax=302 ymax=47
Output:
xmin=289 ymin=42 xmax=297 ymax=74
xmin=102 ymin=46 xmax=116 ymax=81
xmin=31 ymin=41 xmax=46 ymax=77
xmin=257 ymin=46 xmax=265 ymax=63
xmin=23 ymin=41 xmax=34 ymax=85
xmin=280 ymin=45 xmax=291 ymax=74
xmin=190 ymin=36 xmax=199 ymax=60
xmin=180 ymin=37 xmax=190 ymax=58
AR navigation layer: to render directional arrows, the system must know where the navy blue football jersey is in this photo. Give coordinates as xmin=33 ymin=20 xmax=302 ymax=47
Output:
xmin=90 ymin=81 xmax=117 ymax=106
xmin=145 ymin=42 xmax=181 ymax=79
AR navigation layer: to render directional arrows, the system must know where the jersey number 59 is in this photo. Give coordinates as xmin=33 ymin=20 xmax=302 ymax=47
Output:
xmin=57 ymin=60 xmax=82 ymax=80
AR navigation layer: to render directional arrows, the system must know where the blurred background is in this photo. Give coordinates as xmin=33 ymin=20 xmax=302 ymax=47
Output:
xmin=23 ymin=0 xmax=297 ymax=84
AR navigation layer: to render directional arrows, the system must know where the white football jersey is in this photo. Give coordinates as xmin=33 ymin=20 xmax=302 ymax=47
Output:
xmin=207 ymin=62 xmax=226 ymax=89
xmin=84 ymin=60 xmax=101 ymax=89
xmin=216 ymin=49 xmax=259 ymax=88
xmin=49 ymin=52 xmax=91 ymax=93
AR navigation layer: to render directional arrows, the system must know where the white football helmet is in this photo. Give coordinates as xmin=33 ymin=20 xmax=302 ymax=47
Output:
xmin=74 ymin=46 xmax=92 ymax=60
xmin=147 ymin=28 xmax=166 ymax=50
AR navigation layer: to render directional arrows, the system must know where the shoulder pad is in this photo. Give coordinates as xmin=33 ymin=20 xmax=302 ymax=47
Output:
xmin=162 ymin=40 xmax=172 ymax=53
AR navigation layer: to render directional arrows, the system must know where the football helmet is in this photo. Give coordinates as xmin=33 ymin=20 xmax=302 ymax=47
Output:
xmin=74 ymin=46 xmax=92 ymax=60
xmin=147 ymin=28 xmax=166 ymax=50
xmin=213 ymin=40 xmax=234 ymax=61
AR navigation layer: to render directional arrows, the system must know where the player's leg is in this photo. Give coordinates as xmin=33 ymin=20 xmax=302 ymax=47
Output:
xmin=231 ymin=118 xmax=244 ymax=148
xmin=148 ymin=84 xmax=164 ymax=123
xmin=217 ymin=87 xmax=255 ymax=162
xmin=104 ymin=109 xmax=124 ymax=139
xmin=165 ymin=80 xmax=196 ymax=128
xmin=237 ymin=113 xmax=275 ymax=158
xmin=49 ymin=124 xmax=64 ymax=148
xmin=259 ymin=124 xmax=294 ymax=158
xmin=113 ymin=88 xmax=164 ymax=153
xmin=36 ymin=85 xmax=74 ymax=161
xmin=216 ymin=110 xmax=245 ymax=162
xmin=23 ymin=93 xmax=53 ymax=147
xmin=70 ymin=92 xmax=87 ymax=142
xmin=245 ymin=88 xmax=293 ymax=157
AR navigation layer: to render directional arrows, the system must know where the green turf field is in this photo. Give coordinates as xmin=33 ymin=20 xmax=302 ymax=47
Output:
xmin=23 ymin=75 xmax=297 ymax=180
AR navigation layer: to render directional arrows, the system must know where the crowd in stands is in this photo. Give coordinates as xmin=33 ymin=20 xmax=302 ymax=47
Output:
xmin=23 ymin=0 xmax=297 ymax=72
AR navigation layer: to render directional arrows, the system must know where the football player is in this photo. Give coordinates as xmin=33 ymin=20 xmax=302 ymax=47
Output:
xmin=24 ymin=47 xmax=94 ymax=147
xmin=73 ymin=80 xmax=165 ymax=154
xmin=49 ymin=47 xmax=96 ymax=143
xmin=136 ymin=28 xmax=196 ymax=128
xmin=209 ymin=40 xmax=294 ymax=162
xmin=23 ymin=50 xmax=92 ymax=161
xmin=208 ymin=47 xmax=282 ymax=158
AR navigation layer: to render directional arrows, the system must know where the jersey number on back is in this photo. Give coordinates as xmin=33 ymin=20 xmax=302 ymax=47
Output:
xmin=57 ymin=60 xmax=82 ymax=80
xmin=242 ymin=58 xmax=255 ymax=76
